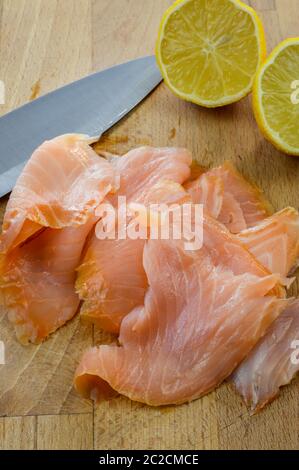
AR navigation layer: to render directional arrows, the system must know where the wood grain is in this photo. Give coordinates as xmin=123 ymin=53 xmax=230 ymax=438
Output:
xmin=0 ymin=0 xmax=298 ymax=450
xmin=0 ymin=416 xmax=36 ymax=450
xmin=0 ymin=315 xmax=93 ymax=416
xmin=94 ymin=394 xmax=219 ymax=450
xmin=249 ymin=0 xmax=276 ymax=11
xmin=37 ymin=414 xmax=93 ymax=450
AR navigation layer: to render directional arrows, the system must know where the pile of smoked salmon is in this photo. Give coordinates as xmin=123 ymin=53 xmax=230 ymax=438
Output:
xmin=0 ymin=134 xmax=299 ymax=413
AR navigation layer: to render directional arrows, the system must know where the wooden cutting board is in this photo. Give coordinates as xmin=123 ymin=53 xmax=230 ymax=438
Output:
xmin=0 ymin=0 xmax=298 ymax=450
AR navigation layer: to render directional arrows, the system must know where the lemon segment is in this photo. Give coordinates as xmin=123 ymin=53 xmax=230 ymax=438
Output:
xmin=253 ymin=38 xmax=299 ymax=155
xmin=156 ymin=0 xmax=266 ymax=107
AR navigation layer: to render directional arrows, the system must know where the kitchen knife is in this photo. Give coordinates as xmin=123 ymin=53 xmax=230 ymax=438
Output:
xmin=0 ymin=56 xmax=162 ymax=197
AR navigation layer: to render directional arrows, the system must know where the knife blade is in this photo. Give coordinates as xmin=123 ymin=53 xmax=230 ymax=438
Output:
xmin=0 ymin=56 xmax=162 ymax=197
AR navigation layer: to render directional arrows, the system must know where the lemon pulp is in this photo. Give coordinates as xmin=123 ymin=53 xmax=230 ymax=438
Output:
xmin=253 ymin=38 xmax=299 ymax=155
xmin=156 ymin=0 xmax=266 ymax=107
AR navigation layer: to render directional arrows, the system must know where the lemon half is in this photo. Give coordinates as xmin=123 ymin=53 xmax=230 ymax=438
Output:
xmin=253 ymin=38 xmax=299 ymax=156
xmin=156 ymin=0 xmax=266 ymax=107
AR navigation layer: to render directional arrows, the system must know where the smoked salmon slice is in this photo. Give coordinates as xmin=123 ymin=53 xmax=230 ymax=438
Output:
xmin=0 ymin=134 xmax=118 ymax=253
xmin=186 ymin=162 xmax=272 ymax=233
xmin=0 ymin=221 xmax=95 ymax=344
xmin=230 ymin=209 xmax=299 ymax=411
xmin=187 ymin=169 xmax=299 ymax=410
xmin=231 ymin=299 xmax=299 ymax=413
xmin=187 ymin=165 xmax=299 ymax=278
xmin=77 ymin=180 xmax=189 ymax=333
xmin=108 ymin=147 xmax=191 ymax=204
xmin=0 ymin=134 xmax=119 ymax=343
xmin=185 ymin=174 xmax=223 ymax=219
xmin=74 ymin=214 xmax=286 ymax=405
xmin=237 ymin=207 xmax=299 ymax=278
xmin=76 ymin=147 xmax=192 ymax=333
